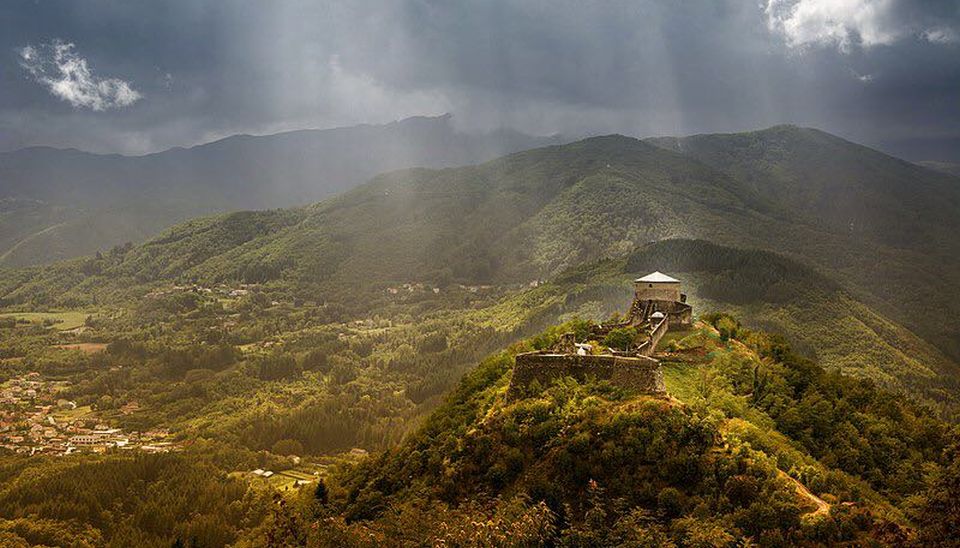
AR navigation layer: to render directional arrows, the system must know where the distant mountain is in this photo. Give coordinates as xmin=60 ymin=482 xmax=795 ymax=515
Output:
xmin=918 ymin=160 xmax=960 ymax=178
xmin=6 ymin=127 xmax=960 ymax=367
xmin=0 ymin=114 xmax=561 ymax=266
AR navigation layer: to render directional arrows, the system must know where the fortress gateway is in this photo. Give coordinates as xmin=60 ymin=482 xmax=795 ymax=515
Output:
xmin=507 ymin=272 xmax=691 ymax=398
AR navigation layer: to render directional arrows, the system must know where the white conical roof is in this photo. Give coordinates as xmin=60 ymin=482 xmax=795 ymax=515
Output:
xmin=635 ymin=271 xmax=679 ymax=283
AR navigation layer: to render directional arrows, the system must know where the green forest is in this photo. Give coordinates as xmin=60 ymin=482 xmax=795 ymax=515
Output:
xmin=0 ymin=128 xmax=959 ymax=546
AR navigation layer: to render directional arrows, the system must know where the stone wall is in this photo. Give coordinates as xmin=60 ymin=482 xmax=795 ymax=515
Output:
xmin=507 ymin=352 xmax=666 ymax=400
xmin=634 ymin=282 xmax=681 ymax=302
xmin=644 ymin=316 xmax=669 ymax=356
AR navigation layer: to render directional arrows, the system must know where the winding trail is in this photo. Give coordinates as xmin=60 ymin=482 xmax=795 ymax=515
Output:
xmin=781 ymin=471 xmax=830 ymax=517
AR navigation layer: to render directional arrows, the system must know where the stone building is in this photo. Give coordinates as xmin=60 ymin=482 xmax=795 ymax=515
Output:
xmin=634 ymin=271 xmax=683 ymax=302
xmin=630 ymin=271 xmax=692 ymax=328
xmin=507 ymin=271 xmax=693 ymax=399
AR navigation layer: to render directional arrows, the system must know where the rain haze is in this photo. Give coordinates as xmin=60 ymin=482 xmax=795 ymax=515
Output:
xmin=5 ymin=3 xmax=960 ymax=545
xmin=0 ymin=0 xmax=958 ymax=161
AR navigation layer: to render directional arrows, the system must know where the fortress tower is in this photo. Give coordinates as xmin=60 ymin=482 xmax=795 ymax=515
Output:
xmin=630 ymin=271 xmax=691 ymax=328
xmin=634 ymin=271 xmax=683 ymax=302
xmin=507 ymin=271 xmax=693 ymax=399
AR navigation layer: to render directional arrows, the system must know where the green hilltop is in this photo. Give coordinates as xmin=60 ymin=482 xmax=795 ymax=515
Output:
xmin=266 ymin=315 xmax=958 ymax=546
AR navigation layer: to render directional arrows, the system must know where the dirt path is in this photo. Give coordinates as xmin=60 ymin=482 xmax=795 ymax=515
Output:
xmin=0 ymin=221 xmax=68 ymax=263
xmin=781 ymin=471 xmax=830 ymax=517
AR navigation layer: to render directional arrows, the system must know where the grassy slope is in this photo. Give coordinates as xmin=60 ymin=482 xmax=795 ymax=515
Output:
xmin=316 ymin=316 xmax=944 ymax=546
xmin=648 ymin=125 xmax=960 ymax=361
xmin=0 ymin=133 xmax=955 ymax=403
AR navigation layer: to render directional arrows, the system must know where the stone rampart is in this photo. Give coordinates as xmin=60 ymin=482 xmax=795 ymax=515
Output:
xmin=507 ymin=352 xmax=666 ymax=399
xmin=640 ymin=316 xmax=669 ymax=357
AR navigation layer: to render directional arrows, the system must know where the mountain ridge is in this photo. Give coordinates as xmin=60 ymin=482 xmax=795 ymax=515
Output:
xmin=0 ymin=115 xmax=562 ymax=267
xmin=3 ymin=127 xmax=959 ymax=368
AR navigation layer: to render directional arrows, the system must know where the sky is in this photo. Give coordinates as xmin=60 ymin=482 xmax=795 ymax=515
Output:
xmin=0 ymin=0 xmax=958 ymax=161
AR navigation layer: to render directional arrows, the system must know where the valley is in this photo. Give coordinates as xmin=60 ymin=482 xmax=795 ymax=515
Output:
xmin=0 ymin=129 xmax=958 ymax=545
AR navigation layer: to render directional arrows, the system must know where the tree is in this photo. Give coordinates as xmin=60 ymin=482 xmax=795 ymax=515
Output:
xmin=603 ymin=327 xmax=638 ymax=351
xmin=314 ymin=480 xmax=328 ymax=504
xmin=272 ymin=439 xmax=305 ymax=457
xmin=914 ymin=433 xmax=960 ymax=546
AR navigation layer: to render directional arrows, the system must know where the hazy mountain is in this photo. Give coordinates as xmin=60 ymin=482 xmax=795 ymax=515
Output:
xmin=918 ymin=160 xmax=960 ymax=178
xmin=5 ymin=127 xmax=960 ymax=367
xmin=0 ymin=114 xmax=560 ymax=267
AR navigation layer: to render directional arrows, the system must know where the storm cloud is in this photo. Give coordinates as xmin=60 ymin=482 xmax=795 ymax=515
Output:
xmin=1 ymin=0 xmax=958 ymax=161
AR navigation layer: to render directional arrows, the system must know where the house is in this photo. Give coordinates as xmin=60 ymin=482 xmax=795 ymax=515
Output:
xmin=120 ymin=401 xmax=140 ymax=415
xmin=70 ymin=434 xmax=102 ymax=446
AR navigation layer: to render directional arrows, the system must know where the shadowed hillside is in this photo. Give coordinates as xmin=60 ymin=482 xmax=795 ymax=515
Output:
xmin=648 ymin=126 xmax=960 ymax=361
xmin=5 ymin=129 xmax=959 ymax=364
xmin=0 ymin=115 xmax=559 ymax=267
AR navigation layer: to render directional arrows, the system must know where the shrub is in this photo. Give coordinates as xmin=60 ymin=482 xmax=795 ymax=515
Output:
xmin=603 ymin=327 xmax=638 ymax=351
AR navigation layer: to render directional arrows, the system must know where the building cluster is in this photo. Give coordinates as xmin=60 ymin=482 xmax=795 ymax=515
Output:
xmin=145 ymin=282 xmax=266 ymax=300
xmin=0 ymin=373 xmax=178 ymax=455
xmin=384 ymin=280 xmax=541 ymax=297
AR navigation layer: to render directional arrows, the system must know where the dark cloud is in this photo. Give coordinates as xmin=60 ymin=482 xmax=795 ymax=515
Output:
xmin=0 ymin=0 xmax=957 ymax=160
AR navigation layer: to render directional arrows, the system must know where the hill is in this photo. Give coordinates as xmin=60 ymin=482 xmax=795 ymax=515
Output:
xmin=0 ymin=115 xmax=559 ymax=267
xmin=647 ymin=125 xmax=960 ymax=361
xmin=918 ymin=161 xmax=960 ymax=178
xmin=5 ymin=128 xmax=960 ymax=366
xmin=261 ymin=316 xmax=958 ymax=546
xmin=0 ymin=135 xmax=817 ymax=304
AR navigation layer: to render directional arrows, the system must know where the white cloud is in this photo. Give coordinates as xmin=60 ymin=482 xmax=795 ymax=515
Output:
xmin=765 ymin=0 xmax=959 ymax=51
xmin=923 ymin=27 xmax=960 ymax=44
xmin=18 ymin=39 xmax=141 ymax=111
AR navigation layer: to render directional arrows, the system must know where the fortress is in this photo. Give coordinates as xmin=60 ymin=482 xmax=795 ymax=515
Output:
xmin=508 ymin=272 xmax=691 ymax=399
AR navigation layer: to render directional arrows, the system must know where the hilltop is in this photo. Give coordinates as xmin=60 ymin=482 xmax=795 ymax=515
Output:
xmin=261 ymin=316 xmax=958 ymax=546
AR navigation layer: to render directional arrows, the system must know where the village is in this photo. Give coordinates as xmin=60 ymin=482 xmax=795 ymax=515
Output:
xmin=0 ymin=372 xmax=178 ymax=456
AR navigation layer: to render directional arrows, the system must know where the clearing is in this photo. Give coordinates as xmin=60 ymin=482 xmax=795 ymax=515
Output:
xmin=54 ymin=342 xmax=108 ymax=354
xmin=0 ymin=311 xmax=90 ymax=331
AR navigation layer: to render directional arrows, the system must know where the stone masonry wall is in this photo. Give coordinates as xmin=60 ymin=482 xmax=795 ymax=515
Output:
xmin=640 ymin=317 xmax=669 ymax=357
xmin=507 ymin=352 xmax=666 ymax=400
xmin=635 ymin=282 xmax=681 ymax=302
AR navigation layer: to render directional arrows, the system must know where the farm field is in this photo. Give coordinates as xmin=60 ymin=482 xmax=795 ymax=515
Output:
xmin=51 ymin=405 xmax=94 ymax=423
xmin=54 ymin=342 xmax=108 ymax=353
xmin=0 ymin=311 xmax=90 ymax=330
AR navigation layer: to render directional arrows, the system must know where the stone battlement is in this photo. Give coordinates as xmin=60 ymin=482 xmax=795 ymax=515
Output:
xmin=506 ymin=271 xmax=690 ymax=399
xmin=507 ymin=352 xmax=666 ymax=400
